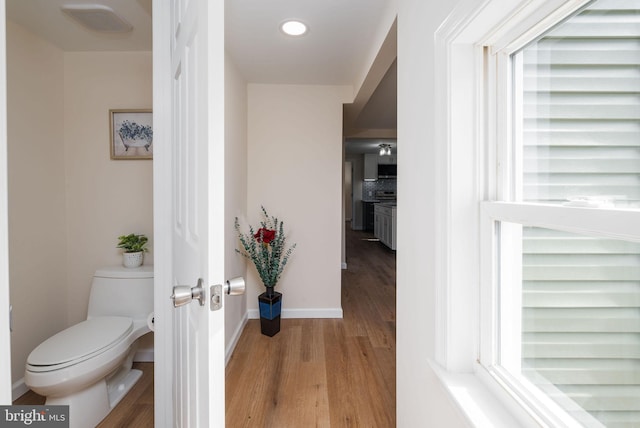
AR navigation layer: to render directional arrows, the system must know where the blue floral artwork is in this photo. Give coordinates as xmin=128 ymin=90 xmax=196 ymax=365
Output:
xmin=110 ymin=110 xmax=153 ymax=159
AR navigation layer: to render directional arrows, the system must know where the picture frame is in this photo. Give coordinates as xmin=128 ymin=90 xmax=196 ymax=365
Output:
xmin=109 ymin=109 xmax=153 ymax=160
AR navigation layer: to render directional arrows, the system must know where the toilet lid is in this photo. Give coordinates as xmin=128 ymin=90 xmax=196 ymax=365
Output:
xmin=27 ymin=316 xmax=133 ymax=367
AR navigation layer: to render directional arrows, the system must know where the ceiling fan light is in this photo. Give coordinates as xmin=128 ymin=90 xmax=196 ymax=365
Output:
xmin=379 ymin=144 xmax=392 ymax=156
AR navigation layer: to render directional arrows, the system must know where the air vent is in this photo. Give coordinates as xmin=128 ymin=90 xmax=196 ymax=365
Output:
xmin=61 ymin=4 xmax=133 ymax=33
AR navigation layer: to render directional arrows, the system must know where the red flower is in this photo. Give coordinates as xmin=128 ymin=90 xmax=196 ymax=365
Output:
xmin=254 ymin=228 xmax=276 ymax=244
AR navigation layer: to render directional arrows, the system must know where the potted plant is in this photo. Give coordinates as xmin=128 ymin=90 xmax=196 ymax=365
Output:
xmin=117 ymin=233 xmax=149 ymax=268
xmin=235 ymin=207 xmax=296 ymax=336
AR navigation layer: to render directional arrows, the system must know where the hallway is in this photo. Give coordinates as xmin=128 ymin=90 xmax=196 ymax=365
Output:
xmin=14 ymin=225 xmax=395 ymax=427
xmin=226 ymin=224 xmax=396 ymax=426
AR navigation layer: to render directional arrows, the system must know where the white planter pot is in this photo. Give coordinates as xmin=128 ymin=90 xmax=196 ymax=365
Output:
xmin=123 ymin=251 xmax=144 ymax=268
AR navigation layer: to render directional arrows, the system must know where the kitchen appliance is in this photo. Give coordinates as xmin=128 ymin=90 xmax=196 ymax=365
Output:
xmin=363 ymin=191 xmax=396 ymax=231
xmin=375 ymin=190 xmax=397 ymax=201
xmin=377 ymin=164 xmax=397 ymax=178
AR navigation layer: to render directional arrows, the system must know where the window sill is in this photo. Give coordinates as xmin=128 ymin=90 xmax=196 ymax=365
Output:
xmin=428 ymin=360 xmax=538 ymax=428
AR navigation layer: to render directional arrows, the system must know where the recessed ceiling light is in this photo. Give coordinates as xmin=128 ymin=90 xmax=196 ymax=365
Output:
xmin=280 ymin=20 xmax=308 ymax=37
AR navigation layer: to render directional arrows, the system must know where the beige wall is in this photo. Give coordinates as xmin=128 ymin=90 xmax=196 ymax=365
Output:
xmin=7 ymin=21 xmax=153 ymax=386
xmin=63 ymin=52 xmax=153 ymax=325
xmin=246 ymin=84 xmax=351 ymax=316
xmin=224 ymin=52 xmax=248 ymax=353
xmin=7 ymin=21 xmax=68 ymax=384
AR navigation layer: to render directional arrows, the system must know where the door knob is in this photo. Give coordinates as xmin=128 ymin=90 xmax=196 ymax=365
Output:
xmin=210 ymin=277 xmax=246 ymax=311
xmin=225 ymin=277 xmax=246 ymax=295
xmin=171 ymin=278 xmax=206 ymax=307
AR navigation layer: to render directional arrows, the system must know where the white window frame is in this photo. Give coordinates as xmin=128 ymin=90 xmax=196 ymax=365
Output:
xmin=433 ymin=0 xmax=640 ymax=425
xmin=480 ymin=204 xmax=640 ymax=427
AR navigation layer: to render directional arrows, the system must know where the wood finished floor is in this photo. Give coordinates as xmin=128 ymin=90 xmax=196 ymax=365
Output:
xmin=14 ymin=224 xmax=396 ymax=427
xmin=225 ymin=225 xmax=396 ymax=427
xmin=13 ymin=361 xmax=154 ymax=427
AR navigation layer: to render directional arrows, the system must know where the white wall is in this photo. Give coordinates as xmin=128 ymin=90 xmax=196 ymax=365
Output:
xmin=396 ymin=0 xmax=469 ymax=425
xmin=7 ymin=21 xmax=68 ymax=384
xmin=246 ymin=84 xmax=351 ymax=317
xmin=63 ymin=52 xmax=153 ymax=325
xmin=224 ymin=52 xmax=248 ymax=354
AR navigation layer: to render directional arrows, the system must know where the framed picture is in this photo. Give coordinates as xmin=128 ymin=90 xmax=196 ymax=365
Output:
xmin=110 ymin=109 xmax=153 ymax=160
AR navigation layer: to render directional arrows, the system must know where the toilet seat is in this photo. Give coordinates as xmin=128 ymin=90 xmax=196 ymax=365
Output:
xmin=27 ymin=316 xmax=133 ymax=373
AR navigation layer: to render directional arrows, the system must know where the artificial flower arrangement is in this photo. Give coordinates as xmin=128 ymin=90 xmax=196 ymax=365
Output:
xmin=235 ymin=207 xmax=296 ymax=295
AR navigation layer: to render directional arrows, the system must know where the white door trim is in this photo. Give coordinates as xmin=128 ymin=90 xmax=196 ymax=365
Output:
xmin=151 ymin=0 xmax=173 ymax=425
xmin=0 ymin=0 xmax=10 ymax=405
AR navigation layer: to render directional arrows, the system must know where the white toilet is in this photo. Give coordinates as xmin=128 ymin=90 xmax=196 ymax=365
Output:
xmin=24 ymin=265 xmax=153 ymax=428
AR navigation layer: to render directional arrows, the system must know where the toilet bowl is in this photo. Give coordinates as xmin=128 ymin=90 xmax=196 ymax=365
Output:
xmin=24 ymin=265 xmax=153 ymax=428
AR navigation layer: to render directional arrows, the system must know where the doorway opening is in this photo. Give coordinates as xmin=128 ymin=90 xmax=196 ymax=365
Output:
xmin=7 ymin=2 xmax=155 ymax=425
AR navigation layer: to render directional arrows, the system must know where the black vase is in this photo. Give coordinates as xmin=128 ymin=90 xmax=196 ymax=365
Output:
xmin=258 ymin=287 xmax=282 ymax=337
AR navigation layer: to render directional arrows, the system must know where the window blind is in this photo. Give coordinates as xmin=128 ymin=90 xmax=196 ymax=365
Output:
xmin=517 ymin=1 xmax=640 ymax=426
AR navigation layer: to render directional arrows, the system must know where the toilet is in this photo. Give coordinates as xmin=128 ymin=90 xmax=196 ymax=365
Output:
xmin=24 ymin=265 xmax=153 ymax=428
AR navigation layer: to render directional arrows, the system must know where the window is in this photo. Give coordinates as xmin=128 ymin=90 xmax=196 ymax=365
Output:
xmin=514 ymin=0 xmax=640 ymax=208
xmin=481 ymin=0 xmax=640 ymax=426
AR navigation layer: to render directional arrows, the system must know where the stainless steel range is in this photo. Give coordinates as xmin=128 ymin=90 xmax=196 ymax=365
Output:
xmin=375 ymin=190 xmax=396 ymax=201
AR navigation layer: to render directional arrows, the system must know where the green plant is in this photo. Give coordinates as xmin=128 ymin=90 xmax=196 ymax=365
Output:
xmin=117 ymin=233 xmax=149 ymax=253
xmin=235 ymin=207 xmax=296 ymax=289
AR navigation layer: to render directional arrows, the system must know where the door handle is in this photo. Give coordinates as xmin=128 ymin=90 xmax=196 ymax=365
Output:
xmin=209 ymin=277 xmax=246 ymax=311
xmin=225 ymin=277 xmax=246 ymax=295
xmin=171 ymin=278 xmax=206 ymax=307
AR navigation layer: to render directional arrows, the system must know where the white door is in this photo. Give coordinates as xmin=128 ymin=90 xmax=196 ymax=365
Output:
xmin=0 ymin=0 xmax=10 ymax=405
xmin=153 ymin=0 xmax=225 ymax=427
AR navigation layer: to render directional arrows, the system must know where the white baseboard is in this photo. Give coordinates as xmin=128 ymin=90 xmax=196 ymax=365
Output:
xmin=225 ymin=312 xmax=248 ymax=366
xmin=12 ymin=378 xmax=28 ymax=402
xmin=248 ymin=307 xmax=343 ymax=319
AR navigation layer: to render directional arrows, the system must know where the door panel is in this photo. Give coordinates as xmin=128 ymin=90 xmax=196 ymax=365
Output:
xmin=154 ymin=0 xmax=225 ymax=426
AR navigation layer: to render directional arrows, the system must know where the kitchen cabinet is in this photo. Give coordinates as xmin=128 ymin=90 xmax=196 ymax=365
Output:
xmin=364 ymin=153 xmax=378 ymax=181
xmin=378 ymin=155 xmax=397 ymax=164
xmin=374 ymin=203 xmax=396 ymax=250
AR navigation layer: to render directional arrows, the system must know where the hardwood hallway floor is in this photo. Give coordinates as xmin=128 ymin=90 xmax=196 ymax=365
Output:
xmin=14 ymin=224 xmax=396 ymax=427
xmin=226 ymin=223 xmax=396 ymax=427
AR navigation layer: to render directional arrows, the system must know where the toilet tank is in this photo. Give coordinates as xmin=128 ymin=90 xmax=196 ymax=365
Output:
xmin=87 ymin=265 xmax=154 ymax=320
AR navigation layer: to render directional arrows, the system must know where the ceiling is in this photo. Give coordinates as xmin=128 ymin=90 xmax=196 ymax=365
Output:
xmin=225 ymin=0 xmax=391 ymax=86
xmin=6 ymin=0 xmax=152 ymax=51
xmin=344 ymin=139 xmax=396 ymax=155
xmin=6 ymin=0 xmax=397 ymax=152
